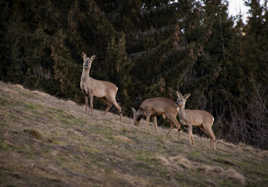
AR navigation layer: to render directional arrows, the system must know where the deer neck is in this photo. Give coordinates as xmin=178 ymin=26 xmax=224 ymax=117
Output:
xmin=82 ymin=55 xmax=87 ymax=63
xmin=177 ymin=105 xmax=188 ymax=125
xmin=81 ymin=57 xmax=92 ymax=80
xmin=81 ymin=69 xmax=88 ymax=80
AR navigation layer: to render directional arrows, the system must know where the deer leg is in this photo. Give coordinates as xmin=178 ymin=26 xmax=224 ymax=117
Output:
xmin=200 ymin=126 xmax=209 ymax=136
xmin=166 ymin=114 xmax=181 ymax=136
xmin=172 ymin=117 xmax=182 ymax=137
xmin=208 ymin=128 xmax=216 ymax=151
xmin=188 ymin=125 xmax=194 ymax=145
xmin=103 ymin=99 xmax=113 ymax=114
xmin=89 ymin=93 xmax=94 ymax=114
xmin=145 ymin=112 xmax=151 ymax=126
xmin=171 ymin=115 xmax=182 ymax=132
xmin=166 ymin=114 xmax=175 ymax=136
xmin=199 ymin=126 xmax=210 ymax=147
xmin=203 ymin=124 xmax=216 ymax=150
xmin=153 ymin=116 xmax=158 ymax=131
xmin=85 ymin=96 xmax=89 ymax=113
xmin=108 ymin=95 xmax=122 ymax=121
xmin=166 ymin=121 xmax=174 ymax=136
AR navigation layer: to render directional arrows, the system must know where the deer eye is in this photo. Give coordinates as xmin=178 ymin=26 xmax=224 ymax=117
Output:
xmin=176 ymin=98 xmax=183 ymax=104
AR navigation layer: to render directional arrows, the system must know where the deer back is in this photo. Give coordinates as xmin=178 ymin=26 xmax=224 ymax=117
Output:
xmin=180 ymin=109 xmax=214 ymax=127
xmin=140 ymin=97 xmax=177 ymax=115
xmin=85 ymin=77 xmax=118 ymax=97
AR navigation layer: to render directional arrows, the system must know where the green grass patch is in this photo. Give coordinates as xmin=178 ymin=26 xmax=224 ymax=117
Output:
xmin=218 ymin=177 xmax=243 ymax=187
xmin=174 ymin=172 xmax=207 ymax=187
xmin=0 ymin=114 xmax=8 ymax=127
xmin=0 ymin=97 xmax=11 ymax=106
xmin=92 ymin=126 xmax=116 ymax=138
xmin=23 ymin=103 xmax=37 ymax=110
xmin=0 ymin=141 xmax=12 ymax=151
xmin=47 ymin=108 xmax=87 ymax=127
xmin=135 ymin=151 xmax=157 ymax=165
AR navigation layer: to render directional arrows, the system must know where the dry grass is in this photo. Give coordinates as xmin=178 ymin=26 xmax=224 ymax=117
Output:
xmin=0 ymin=81 xmax=268 ymax=187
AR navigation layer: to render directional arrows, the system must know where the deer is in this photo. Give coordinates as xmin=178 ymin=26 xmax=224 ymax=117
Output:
xmin=131 ymin=97 xmax=182 ymax=135
xmin=176 ymin=91 xmax=216 ymax=150
xmin=80 ymin=52 xmax=122 ymax=120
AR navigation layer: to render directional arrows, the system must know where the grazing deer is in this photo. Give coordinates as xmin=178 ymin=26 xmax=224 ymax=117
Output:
xmin=176 ymin=91 xmax=216 ymax=150
xmin=131 ymin=97 xmax=182 ymax=134
xmin=80 ymin=52 xmax=122 ymax=120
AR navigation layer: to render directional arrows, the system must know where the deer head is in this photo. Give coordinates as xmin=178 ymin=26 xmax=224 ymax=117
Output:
xmin=82 ymin=53 xmax=96 ymax=69
xmin=90 ymin=55 xmax=96 ymax=62
xmin=131 ymin=107 xmax=143 ymax=126
xmin=81 ymin=52 xmax=96 ymax=61
xmin=176 ymin=91 xmax=191 ymax=108
xmin=81 ymin=51 xmax=86 ymax=58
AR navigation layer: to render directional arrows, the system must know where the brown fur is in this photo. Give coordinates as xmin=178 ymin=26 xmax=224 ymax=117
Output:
xmin=132 ymin=97 xmax=181 ymax=134
xmin=80 ymin=52 xmax=122 ymax=120
xmin=176 ymin=91 xmax=216 ymax=150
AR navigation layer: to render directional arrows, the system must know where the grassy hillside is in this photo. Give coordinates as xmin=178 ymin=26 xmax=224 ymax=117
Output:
xmin=0 ymin=81 xmax=267 ymax=187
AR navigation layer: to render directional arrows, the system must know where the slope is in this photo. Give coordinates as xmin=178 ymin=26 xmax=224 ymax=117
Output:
xmin=0 ymin=81 xmax=267 ymax=187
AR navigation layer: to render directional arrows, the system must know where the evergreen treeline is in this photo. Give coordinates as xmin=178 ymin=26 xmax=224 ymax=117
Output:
xmin=0 ymin=0 xmax=267 ymax=149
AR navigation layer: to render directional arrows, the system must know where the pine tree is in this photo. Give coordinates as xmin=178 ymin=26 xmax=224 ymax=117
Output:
xmin=1 ymin=0 xmax=267 ymax=148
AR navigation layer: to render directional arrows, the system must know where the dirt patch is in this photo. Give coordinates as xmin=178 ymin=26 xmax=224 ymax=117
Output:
xmin=23 ymin=129 xmax=43 ymax=140
xmin=113 ymin=135 xmax=133 ymax=143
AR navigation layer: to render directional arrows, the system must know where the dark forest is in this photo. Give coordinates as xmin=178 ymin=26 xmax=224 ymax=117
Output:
xmin=0 ymin=0 xmax=267 ymax=149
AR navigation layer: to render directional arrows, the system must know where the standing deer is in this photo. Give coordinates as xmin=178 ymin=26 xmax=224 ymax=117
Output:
xmin=176 ymin=91 xmax=216 ymax=150
xmin=131 ymin=97 xmax=182 ymax=134
xmin=80 ymin=52 xmax=122 ymax=120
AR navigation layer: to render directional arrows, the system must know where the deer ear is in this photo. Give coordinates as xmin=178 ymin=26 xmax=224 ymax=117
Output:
xmin=176 ymin=91 xmax=182 ymax=97
xmin=184 ymin=93 xmax=191 ymax=100
xmin=131 ymin=107 xmax=136 ymax=114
